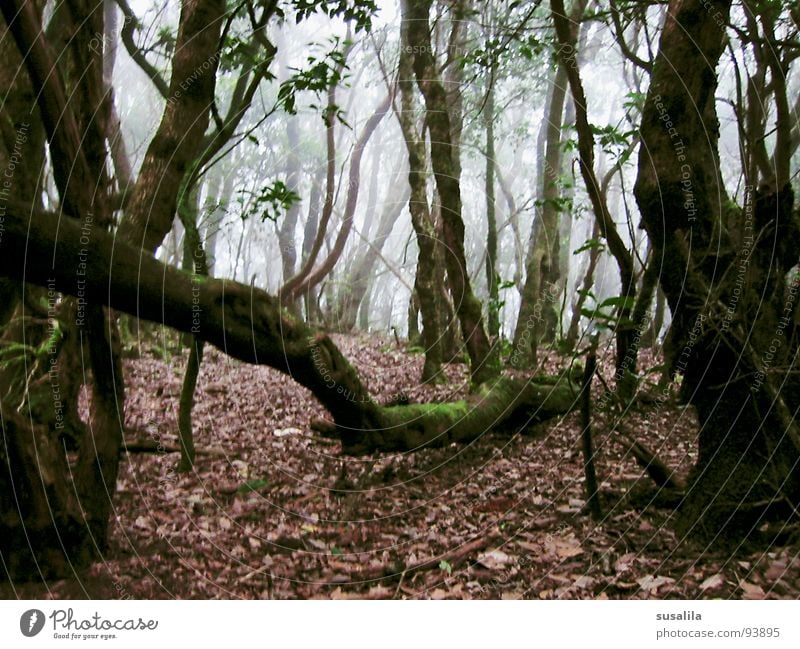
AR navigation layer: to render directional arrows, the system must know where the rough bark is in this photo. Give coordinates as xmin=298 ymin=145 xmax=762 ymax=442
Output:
xmin=116 ymin=0 xmax=225 ymax=253
xmin=2 ymin=0 xmax=125 ymax=570
xmin=403 ymin=0 xmax=497 ymax=386
xmin=397 ymin=19 xmax=444 ymax=382
xmin=0 ymin=408 xmax=90 ymax=580
xmin=634 ymin=0 xmax=800 ymax=543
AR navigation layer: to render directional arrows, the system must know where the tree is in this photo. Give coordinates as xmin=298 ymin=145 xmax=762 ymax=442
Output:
xmin=551 ymin=0 xmax=637 ymax=396
xmin=402 ymin=0 xmax=498 ymax=386
xmin=634 ymin=0 xmax=800 ymax=542
xmin=397 ymin=12 xmax=446 ymax=382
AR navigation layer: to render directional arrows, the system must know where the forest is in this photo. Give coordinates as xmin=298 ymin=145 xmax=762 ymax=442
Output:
xmin=0 ymin=0 xmax=799 ymax=600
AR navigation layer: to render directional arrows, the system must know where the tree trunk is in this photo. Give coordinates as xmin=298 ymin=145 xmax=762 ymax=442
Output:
xmin=484 ymin=55 xmax=500 ymax=340
xmin=512 ymin=62 xmax=569 ymax=367
xmin=403 ymin=0 xmax=497 ymax=386
xmin=278 ymin=115 xmax=302 ymax=284
xmin=634 ymin=0 xmax=800 ymax=543
xmin=103 ymin=0 xmax=132 ymax=189
xmin=281 ymin=42 xmax=353 ymax=305
xmin=330 ymin=185 xmax=407 ymax=332
xmin=397 ymin=19 xmax=444 ymax=383
xmin=1 ymin=0 xmax=126 ymax=575
xmin=564 ymin=221 xmax=601 ymax=352
xmin=117 ymin=0 xmax=225 ymax=253
xmin=177 ymin=182 xmax=208 ymax=472
xmin=0 ymin=408 xmax=90 ymax=579
xmin=283 ymin=92 xmax=391 ymax=306
xmin=552 ymin=0 xmax=635 ymax=384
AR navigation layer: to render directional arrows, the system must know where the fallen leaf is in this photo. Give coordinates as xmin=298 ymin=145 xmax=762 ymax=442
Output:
xmin=699 ymin=573 xmax=725 ymax=591
xmin=477 ymin=549 xmax=513 ymax=570
xmin=739 ymin=581 xmax=766 ymax=600
xmin=273 ymin=427 xmax=302 ymax=437
xmin=638 ymin=575 xmax=675 ymax=593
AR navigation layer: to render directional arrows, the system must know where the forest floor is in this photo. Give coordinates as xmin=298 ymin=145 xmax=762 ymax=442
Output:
xmin=4 ymin=334 xmax=800 ymax=599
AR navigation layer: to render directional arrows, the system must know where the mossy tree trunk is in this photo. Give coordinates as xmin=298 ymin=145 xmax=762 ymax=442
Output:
xmin=634 ymin=0 xmax=800 ymax=543
xmin=403 ymin=0 xmax=498 ymax=386
xmin=397 ymin=18 xmax=444 ymax=383
xmin=0 ymin=0 xmax=227 ymax=579
xmin=0 ymin=202 xmax=579 ymax=457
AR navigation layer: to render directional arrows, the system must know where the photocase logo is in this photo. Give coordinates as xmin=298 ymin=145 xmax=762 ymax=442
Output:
xmin=20 ymin=609 xmax=45 ymax=637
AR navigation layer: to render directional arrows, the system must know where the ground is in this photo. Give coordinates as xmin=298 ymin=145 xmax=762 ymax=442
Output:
xmin=2 ymin=335 xmax=799 ymax=599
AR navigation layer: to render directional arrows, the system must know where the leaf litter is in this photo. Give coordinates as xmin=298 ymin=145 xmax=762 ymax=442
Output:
xmin=5 ymin=336 xmax=800 ymax=600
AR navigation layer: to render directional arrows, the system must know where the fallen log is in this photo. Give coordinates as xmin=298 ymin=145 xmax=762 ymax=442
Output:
xmin=316 ymin=375 xmax=579 ymax=454
xmin=0 ymin=201 xmax=580 ymax=453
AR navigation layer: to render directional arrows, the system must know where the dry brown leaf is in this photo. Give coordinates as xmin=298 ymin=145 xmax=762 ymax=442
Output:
xmin=699 ymin=573 xmax=725 ymax=591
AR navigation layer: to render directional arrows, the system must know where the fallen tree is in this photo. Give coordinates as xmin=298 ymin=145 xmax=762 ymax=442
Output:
xmin=0 ymin=201 xmax=578 ymax=578
xmin=0 ymin=201 xmax=580 ymax=457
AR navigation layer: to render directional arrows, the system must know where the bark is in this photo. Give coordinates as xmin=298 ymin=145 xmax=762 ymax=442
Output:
xmin=302 ymin=166 xmax=325 ymax=266
xmin=564 ymin=222 xmax=601 ymax=351
xmin=0 ymin=2 xmax=49 ymax=402
xmin=177 ymin=184 xmax=207 ymax=472
xmin=278 ymin=116 xmax=302 ymax=283
xmin=281 ymin=43 xmax=353 ymax=303
xmin=330 ymin=185 xmax=407 ymax=332
xmin=117 ymin=0 xmax=225 ymax=253
xmin=513 ymin=0 xmax=588 ymax=365
xmin=403 ymin=0 xmax=497 ymax=386
xmin=634 ymin=0 xmax=800 ymax=543
xmin=202 ymin=161 xmax=233 ymax=275
xmin=301 ymin=167 xmax=325 ymax=319
xmin=0 ymin=408 xmax=90 ymax=579
xmin=397 ymin=20 xmax=444 ymax=382
xmin=642 ymin=287 xmax=665 ymax=348
xmin=580 ymin=340 xmax=601 ymax=519
xmin=2 ymin=0 xmax=125 ymax=569
xmin=513 ymin=64 xmax=569 ymax=366
xmin=103 ymin=0 xmax=133 ymax=189
xmin=552 ymin=0 xmax=636 ymax=381
xmin=484 ymin=56 xmax=500 ymax=340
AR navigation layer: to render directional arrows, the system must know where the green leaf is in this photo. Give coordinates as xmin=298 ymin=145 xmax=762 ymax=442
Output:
xmin=573 ymin=238 xmax=605 ymax=255
xmin=237 ymin=180 xmax=301 ymax=223
xmin=236 ymin=478 xmax=269 ymax=494
xmin=599 ymin=295 xmax=635 ymax=310
xmin=439 ymin=560 xmax=453 ymax=576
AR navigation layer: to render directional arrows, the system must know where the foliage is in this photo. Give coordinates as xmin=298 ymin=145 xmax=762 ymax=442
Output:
xmin=573 ymin=238 xmax=605 ymax=255
xmin=579 ymin=292 xmax=636 ymax=331
xmin=277 ymin=36 xmax=352 ymax=119
xmin=288 ymin=0 xmax=378 ymax=32
xmin=236 ymin=180 xmax=301 ymax=223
